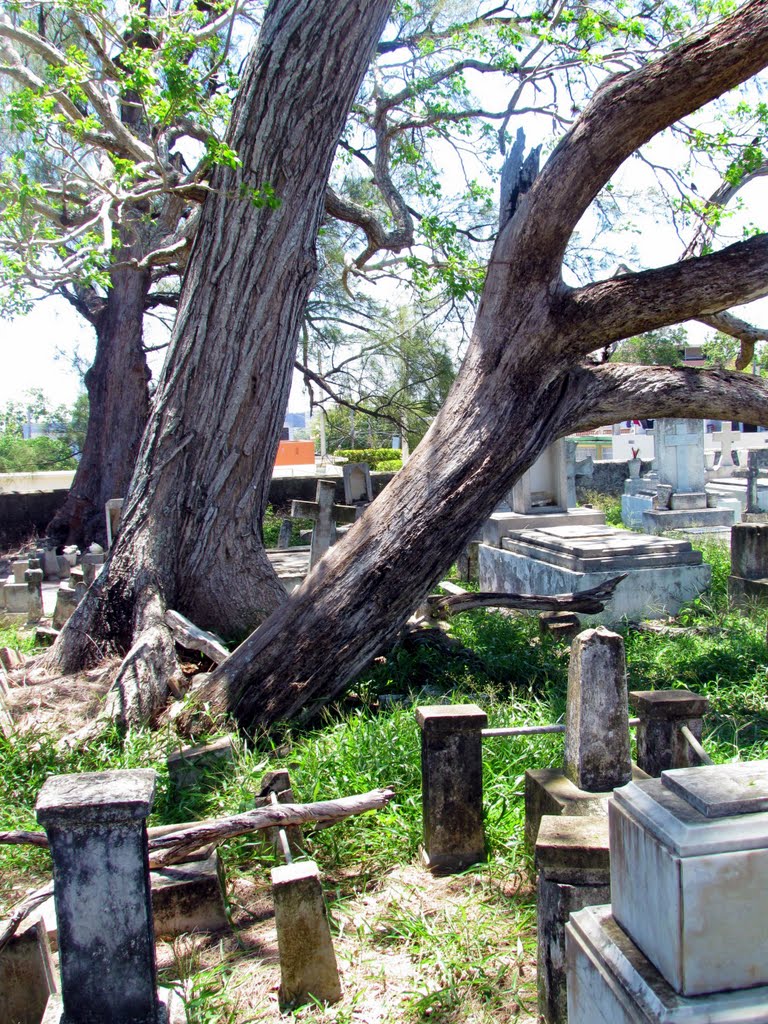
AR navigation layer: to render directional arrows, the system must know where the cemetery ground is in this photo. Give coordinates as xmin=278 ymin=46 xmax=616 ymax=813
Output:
xmin=1 ymin=527 xmax=767 ymax=1023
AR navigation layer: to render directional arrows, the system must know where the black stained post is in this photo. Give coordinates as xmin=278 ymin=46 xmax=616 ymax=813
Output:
xmin=416 ymin=704 xmax=487 ymax=874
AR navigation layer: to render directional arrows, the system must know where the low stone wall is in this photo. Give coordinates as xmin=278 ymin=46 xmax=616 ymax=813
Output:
xmin=0 ymin=474 xmax=398 ymax=550
xmin=576 ymin=459 xmax=653 ymax=502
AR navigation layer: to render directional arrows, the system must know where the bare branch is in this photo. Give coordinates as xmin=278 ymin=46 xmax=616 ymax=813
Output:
xmin=697 ymin=310 xmax=768 ymax=371
xmin=563 ymin=234 xmax=768 ymax=355
xmin=496 ymin=0 xmax=768 ymax=277
xmin=562 ymin=362 xmax=768 ymax=433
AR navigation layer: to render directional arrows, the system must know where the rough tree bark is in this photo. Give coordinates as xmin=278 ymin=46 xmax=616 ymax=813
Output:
xmin=43 ymin=0 xmax=394 ymax=722
xmin=185 ymin=0 xmax=768 ymax=730
xmin=47 ymin=255 xmax=151 ymax=548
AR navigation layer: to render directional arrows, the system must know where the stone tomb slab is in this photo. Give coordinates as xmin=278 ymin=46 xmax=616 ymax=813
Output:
xmin=610 ymin=766 xmax=768 ymax=996
xmin=480 ymin=525 xmax=711 ymax=623
xmin=501 ymin=525 xmax=703 ymax=572
xmin=662 ymin=760 xmax=768 ymax=818
xmin=566 ymin=904 xmax=768 ymax=1024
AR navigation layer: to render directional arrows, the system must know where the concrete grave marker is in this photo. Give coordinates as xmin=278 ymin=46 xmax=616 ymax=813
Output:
xmin=36 ymin=768 xmax=182 ymax=1024
xmin=654 ymin=418 xmax=706 ymax=495
xmin=342 ymin=461 xmax=373 ymax=507
xmin=564 ymin=627 xmax=632 ymax=793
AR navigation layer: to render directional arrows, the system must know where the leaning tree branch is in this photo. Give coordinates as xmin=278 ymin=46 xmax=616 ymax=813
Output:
xmin=697 ymin=310 xmax=768 ymax=371
xmin=493 ymin=0 xmax=768 ymax=281
xmin=563 ymin=233 xmax=768 ymax=356
xmin=561 ymin=362 xmax=768 ymax=434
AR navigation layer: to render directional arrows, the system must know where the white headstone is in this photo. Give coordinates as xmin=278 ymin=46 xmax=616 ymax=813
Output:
xmin=653 ymin=419 xmax=705 ymax=493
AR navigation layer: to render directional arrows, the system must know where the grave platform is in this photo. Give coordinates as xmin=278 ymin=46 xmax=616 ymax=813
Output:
xmin=642 ymin=506 xmax=733 ymax=536
xmin=267 ymin=547 xmax=311 ymax=593
xmin=483 ymin=507 xmax=605 ymax=547
xmin=566 ymin=904 xmax=768 ymax=1024
xmin=478 ymin=525 xmax=711 ymax=623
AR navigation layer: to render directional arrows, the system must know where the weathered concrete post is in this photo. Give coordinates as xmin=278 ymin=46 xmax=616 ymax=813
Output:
xmin=729 ymin=521 xmax=768 ymax=606
xmin=416 ymin=704 xmax=487 ymax=873
xmin=36 ymin=769 xmax=179 ymax=1024
xmin=271 ymin=860 xmax=342 ymax=1006
xmin=25 ymin=566 xmax=44 ymax=624
xmin=629 ymin=689 xmax=709 ymax=776
xmin=564 ymin=627 xmax=632 ymax=793
xmin=535 ymin=815 xmax=610 ymax=1024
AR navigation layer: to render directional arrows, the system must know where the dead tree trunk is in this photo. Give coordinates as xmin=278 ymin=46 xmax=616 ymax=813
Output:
xmin=187 ymin=0 xmax=768 ymax=730
xmin=47 ymin=259 xmax=151 ymax=548
xmin=43 ymin=0 xmax=394 ymax=721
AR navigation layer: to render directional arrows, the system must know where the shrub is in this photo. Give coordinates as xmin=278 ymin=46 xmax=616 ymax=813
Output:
xmin=332 ymin=447 xmax=402 ymax=470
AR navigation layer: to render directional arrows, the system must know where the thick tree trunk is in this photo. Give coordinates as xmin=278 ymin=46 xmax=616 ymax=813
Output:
xmin=47 ymin=261 xmax=151 ymax=548
xmin=43 ymin=0 xmax=394 ymax=708
xmin=186 ymin=0 xmax=768 ymax=731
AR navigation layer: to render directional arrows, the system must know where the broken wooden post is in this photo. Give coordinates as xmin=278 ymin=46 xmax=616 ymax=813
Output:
xmin=416 ymin=704 xmax=487 ymax=873
xmin=36 ymin=769 xmax=181 ymax=1024
xmin=291 ymin=480 xmax=356 ymax=569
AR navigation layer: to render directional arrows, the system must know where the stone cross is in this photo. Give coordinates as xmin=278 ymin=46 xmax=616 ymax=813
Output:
xmin=291 ymin=480 xmax=357 ymax=569
xmin=36 ymin=769 xmax=171 ymax=1024
xmin=712 ymin=421 xmax=741 ymax=477
xmin=564 ymin=627 xmax=632 ymax=793
xmin=653 ymin=418 xmax=705 ymax=493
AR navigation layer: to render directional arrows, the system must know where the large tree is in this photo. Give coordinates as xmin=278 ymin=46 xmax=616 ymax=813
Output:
xmin=45 ymin=0 xmax=768 ymax=732
xmin=0 ymin=0 xmax=258 ymax=544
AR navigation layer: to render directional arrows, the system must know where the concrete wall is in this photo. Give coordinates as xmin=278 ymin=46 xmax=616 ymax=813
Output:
xmin=0 ymin=473 xmax=398 ymax=550
xmin=576 ymin=460 xmax=653 ymax=502
xmin=0 ymin=470 xmax=76 ymax=495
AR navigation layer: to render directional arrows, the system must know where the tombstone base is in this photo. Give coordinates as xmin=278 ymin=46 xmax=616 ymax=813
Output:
xmin=728 ymin=574 xmax=768 ymax=607
xmin=536 ymin=815 xmax=611 ymax=1024
xmin=151 ymin=852 xmax=229 ymax=938
xmin=0 ymin=919 xmax=57 ymax=1024
xmin=641 ymin=506 xmax=733 ymax=534
xmin=525 ymin=766 xmax=648 ymax=852
xmin=479 ymin=528 xmax=711 ymax=624
xmin=41 ymin=987 xmax=186 ymax=1024
xmin=483 ymin=508 xmax=605 ymax=547
xmin=566 ymin=905 xmax=768 ymax=1024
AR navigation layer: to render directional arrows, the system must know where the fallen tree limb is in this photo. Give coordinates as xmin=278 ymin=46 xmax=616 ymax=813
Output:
xmin=0 ymin=882 xmax=54 ymax=955
xmin=147 ymin=786 xmax=396 ymax=866
xmin=425 ymin=574 xmax=627 ymax=619
xmin=0 ymin=787 xmax=396 ymax=869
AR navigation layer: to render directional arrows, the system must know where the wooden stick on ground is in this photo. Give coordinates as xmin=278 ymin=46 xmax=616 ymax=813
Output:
xmin=426 ymin=574 xmax=627 ymax=619
xmin=0 ymin=882 xmax=54 ymax=955
xmin=147 ymin=787 xmax=395 ymax=866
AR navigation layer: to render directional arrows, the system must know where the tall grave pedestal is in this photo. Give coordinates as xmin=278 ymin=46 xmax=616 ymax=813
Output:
xmin=567 ymin=761 xmax=768 ymax=1022
xmin=643 ymin=419 xmax=733 ymax=535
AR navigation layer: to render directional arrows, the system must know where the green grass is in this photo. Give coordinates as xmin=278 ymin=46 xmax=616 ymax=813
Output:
xmin=3 ymin=538 xmax=768 ymax=1019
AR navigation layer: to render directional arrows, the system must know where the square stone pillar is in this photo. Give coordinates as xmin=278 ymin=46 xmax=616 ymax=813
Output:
xmin=36 ymin=769 xmax=162 ymax=1024
xmin=535 ymin=815 xmax=610 ymax=1024
xmin=271 ymin=860 xmax=341 ymax=1007
xmin=564 ymin=628 xmax=632 ymax=793
xmin=629 ymin=690 xmax=709 ymax=777
xmin=415 ymin=704 xmax=487 ymax=873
